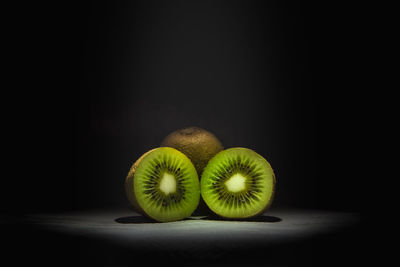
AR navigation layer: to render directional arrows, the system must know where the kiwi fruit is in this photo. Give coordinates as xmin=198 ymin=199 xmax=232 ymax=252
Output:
xmin=200 ymin=147 xmax=276 ymax=219
xmin=161 ymin=127 xmax=224 ymax=176
xmin=125 ymin=147 xmax=200 ymax=222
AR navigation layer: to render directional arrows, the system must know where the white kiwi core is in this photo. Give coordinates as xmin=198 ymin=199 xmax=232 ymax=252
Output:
xmin=159 ymin=172 xmax=177 ymax=195
xmin=225 ymin=173 xmax=247 ymax=193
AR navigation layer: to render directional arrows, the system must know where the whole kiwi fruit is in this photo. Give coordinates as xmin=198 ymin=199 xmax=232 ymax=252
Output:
xmin=160 ymin=127 xmax=224 ymax=176
xmin=125 ymin=147 xmax=200 ymax=222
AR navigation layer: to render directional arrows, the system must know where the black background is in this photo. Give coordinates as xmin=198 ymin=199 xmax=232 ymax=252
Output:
xmin=2 ymin=1 xmax=370 ymax=266
xmin=3 ymin=0 xmax=362 ymax=215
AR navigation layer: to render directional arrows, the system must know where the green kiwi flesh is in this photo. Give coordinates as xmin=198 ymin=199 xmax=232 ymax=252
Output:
xmin=161 ymin=127 xmax=224 ymax=176
xmin=201 ymin=148 xmax=275 ymax=219
xmin=125 ymin=147 xmax=200 ymax=222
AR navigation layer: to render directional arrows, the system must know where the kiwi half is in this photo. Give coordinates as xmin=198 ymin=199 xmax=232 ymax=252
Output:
xmin=201 ymin=148 xmax=276 ymax=219
xmin=125 ymin=147 xmax=200 ymax=222
xmin=161 ymin=127 xmax=224 ymax=176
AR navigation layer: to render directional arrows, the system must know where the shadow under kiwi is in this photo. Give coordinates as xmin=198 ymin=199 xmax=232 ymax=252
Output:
xmin=201 ymin=213 xmax=282 ymax=222
xmin=115 ymin=214 xmax=281 ymax=224
xmin=115 ymin=216 xmax=156 ymax=224
xmin=114 ymin=215 xmax=202 ymax=224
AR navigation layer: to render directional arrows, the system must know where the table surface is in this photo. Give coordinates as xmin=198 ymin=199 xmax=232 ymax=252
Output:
xmin=3 ymin=208 xmax=363 ymax=266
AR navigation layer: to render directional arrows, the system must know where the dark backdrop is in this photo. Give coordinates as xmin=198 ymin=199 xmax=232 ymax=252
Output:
xmin=3 ymin=0 xmax=361 ymax=214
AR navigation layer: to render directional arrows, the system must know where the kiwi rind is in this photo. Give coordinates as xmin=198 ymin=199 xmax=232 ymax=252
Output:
xmin=125 ymin=147 xmax=200 ymax=222
xmin=200 ymin=147 xmax=276 ymax=219
xmin=160 ymin=127 xmax=224 ymax=176
xmin=125 ymin=149 xmax=157 ymax=214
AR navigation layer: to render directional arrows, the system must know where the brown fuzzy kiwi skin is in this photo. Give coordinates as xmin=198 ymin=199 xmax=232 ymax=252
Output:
xmin=161 ymin=127 xmax=224 ymax=215
xmin=125 ymin=149 xmax=157 ymax=215
xmin=160 ymin=127 xmax=224 ymax=176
